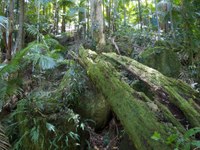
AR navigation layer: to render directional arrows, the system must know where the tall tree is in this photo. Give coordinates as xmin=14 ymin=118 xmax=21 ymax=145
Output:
xmin=53 ymin=0 xmax=59 ymax=34
xmin=6 ymin=0 xmax=15 ymax=61
xmin=138 ymin=0 xmax=142 ymax=30
xmin=16 ymin=0 xmax=25 ymax=51
xmin=90 ymin=0 xmax=105 ymax=48
xmin=59 ymin=0 xmax=67 ymax=32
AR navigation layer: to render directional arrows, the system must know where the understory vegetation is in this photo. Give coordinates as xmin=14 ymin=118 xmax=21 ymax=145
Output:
xmin=0 ymin=0 xmax=200 ymax=149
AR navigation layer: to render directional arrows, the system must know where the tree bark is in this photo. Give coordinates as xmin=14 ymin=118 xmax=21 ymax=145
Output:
xmin=6 ymin=0 xmax=15 ymax=61
xmin=138 ymin=0 xmax=142 ymax=30
xmin=78 ymin=47 xmax=200 ymax=150
xmin=106 ymin=0 xmax=111 ymax=35
xmin=90 ymin=0 xmax=105 ymax=48
xmin=61 ymin=4 xmax=66 ymax=32
xmin=17 ymin=0 xmax=25 ymax=51
xmin=53 ymin=1 xmax=59 ymax=35
xmin=78 ymin=5 xmax=86 ymax=39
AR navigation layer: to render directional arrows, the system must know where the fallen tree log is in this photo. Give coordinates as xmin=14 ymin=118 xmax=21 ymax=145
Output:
xmin=103 ymin=53 xmax=200 ymax=128
xmin=78 ymin=47 xmax=200 ymax=150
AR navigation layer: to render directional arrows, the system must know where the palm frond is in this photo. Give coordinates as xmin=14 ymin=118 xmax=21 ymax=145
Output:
xmin=25 ymin=23 xmax=44 ymax=40
xmin=27 ymin=53 xmax=57 ymax=70
xmin=0 ymin=43 xmax=35 ymax=78
xmin=0 ymin=124 xmax=11 ymax=150
xmin=24 ymin=43 xmax=57 ymax=70
xmin=0 ymin=43 xmax=37 ymax=102
xmin=0 ymin=76 xmax=23 ymax=103
xmin=0 ymin=16 xmax=8 ymax=30
xmin=39 ymin=55 xmax=57 ymax=70
xmin=44 ymin=37 xmax=64 ymax=51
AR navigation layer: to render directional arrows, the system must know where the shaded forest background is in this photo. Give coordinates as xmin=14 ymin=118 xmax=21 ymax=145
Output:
xmin=0 ymin=0 xmax=200 ymax=149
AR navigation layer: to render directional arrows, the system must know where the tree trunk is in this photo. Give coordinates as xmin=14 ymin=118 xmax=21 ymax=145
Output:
xmin=155 ymin=0 xmax=161 ymax=40
xmin=53 ymin=1 xmax=59 ymax=35
xmin=123 ymin=0 xmax=126 ymax=26
xmin=17 ymin=0 xmax=25 ymax=51
xmin=78 ymin=7 xmax=86 ymax=39
xmin=61 ymin=5 xmax=66 ymax=32
xmin=90 ymin=0 xmax=105 ymax=48
xmin=6 ymin=0 xmax=14 ymax=61
xmin=0 ymin=45 xmax=2 ymax=62
xmin=103 ymin=53 xmax=200 ymax=128
xmin=106 ymin=0 xmax=111 ymax=35
xmin=138 ymin=0 xmax=142 ymax=30
xmin=78 ymin=47 xmax=200 ymax=150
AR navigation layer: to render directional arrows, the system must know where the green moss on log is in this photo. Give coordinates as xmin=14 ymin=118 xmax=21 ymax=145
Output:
xmin=139 ymin=47 xmax=181 ymax=78
xmin=77 ymin=86 xmax=110 ymax=130
xmin=103 ymin=53 xmax=200 ymax=127
xmin=79 ymin=47 xmax=176 ymax=150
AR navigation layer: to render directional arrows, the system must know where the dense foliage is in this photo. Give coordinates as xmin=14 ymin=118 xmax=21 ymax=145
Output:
xmin=0 ymin=0 xmax=200 ymax=149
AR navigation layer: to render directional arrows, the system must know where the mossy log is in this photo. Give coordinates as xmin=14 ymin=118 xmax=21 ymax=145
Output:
xmin=139 ymin=46 xmax=181 ymax=77
xmin=103 ymin=53 xmax=200 ymax=127
xmin=78 ymin=47 xmax=200 ymax=150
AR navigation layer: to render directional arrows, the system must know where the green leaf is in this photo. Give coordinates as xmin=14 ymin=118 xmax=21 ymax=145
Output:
xmin=151 ymin=132 xmax=161 ymax=141
xmin=183 ymin=127 xmax=200 ymax=139
xmin=183 ymin=143 xmax=190 ymax=150
xmin=80 ymin=123 xmax=85 ymax=130
xmin=65 ymin=136 xmax=69 ymax=146
xmin=30 ymin=127 xmax=39 ymax=143
xmin=46 ymin=122 xmax=56 ymax=132
xmin=68 ymin=132 xmax=80 ymax=141
xmin=0 ymin=16 xmax=8 ymax=29
xmin=166 ymin=134 xmax=178 ymax=144
xmin=191 ymin=141 xmax=200 ymax=147
xmin=196 ymin=12 xmax=200 ymax=16
xmin=39 ymin=55 xmax=57 ymax=70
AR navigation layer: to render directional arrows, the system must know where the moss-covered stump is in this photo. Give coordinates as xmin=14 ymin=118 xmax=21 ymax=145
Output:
xmin=79 ymin=48 xmax=180 ymax=150
xmin=139 ymin=47 xmax=181 ymax=78
xmin=103 ymin=52 xmax=200 ymax=128
xmin=77 ymin=85 xmax=111 ymax=130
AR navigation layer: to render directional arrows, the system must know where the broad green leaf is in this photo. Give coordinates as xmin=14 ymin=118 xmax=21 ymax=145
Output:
xmin=151 ymin=132 xmax=161 ymax=141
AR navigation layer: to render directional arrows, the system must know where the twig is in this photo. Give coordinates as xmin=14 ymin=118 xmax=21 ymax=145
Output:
xmin=109 ymin=36 xmax=121 ymax=55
